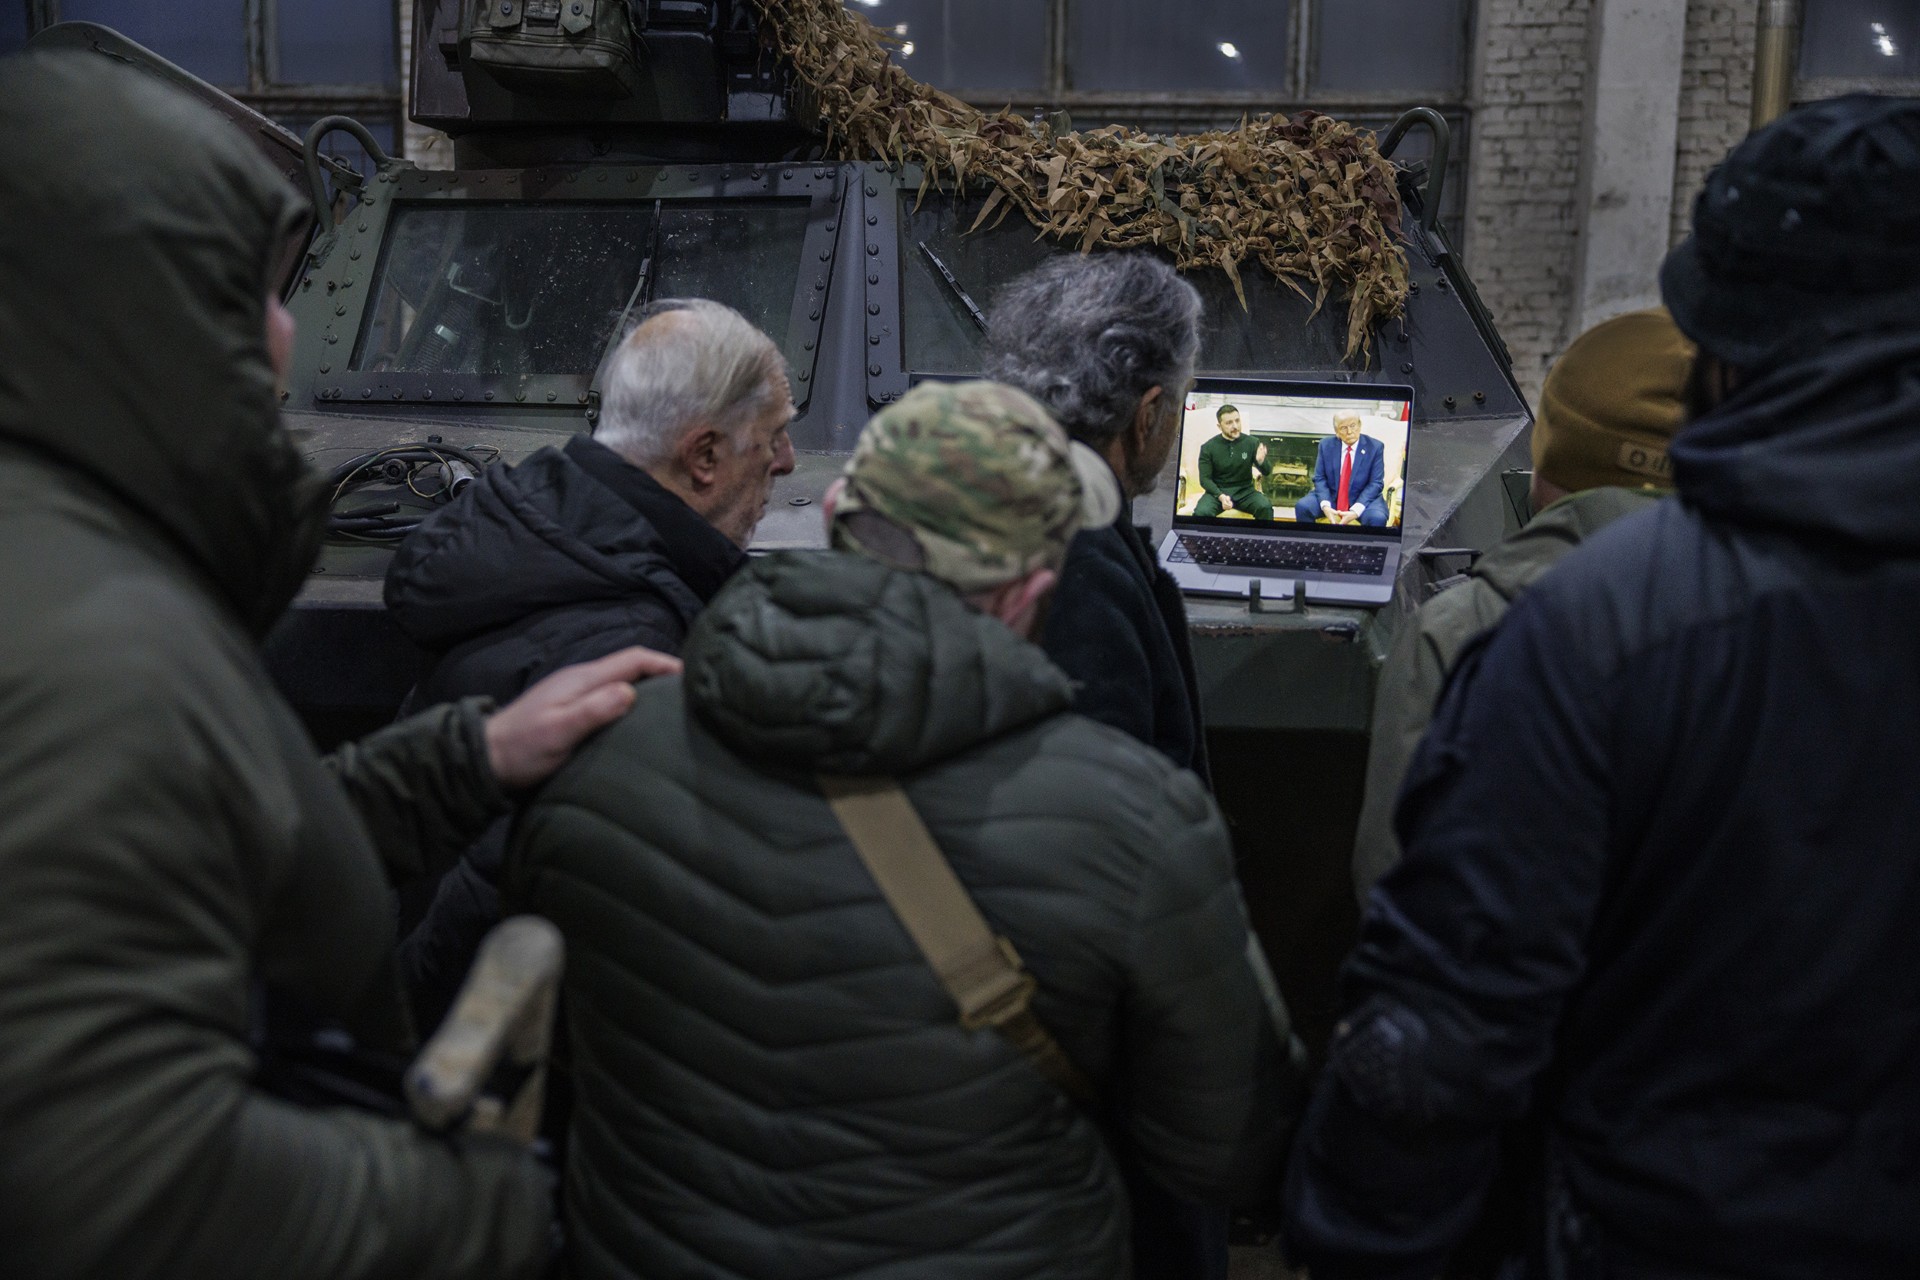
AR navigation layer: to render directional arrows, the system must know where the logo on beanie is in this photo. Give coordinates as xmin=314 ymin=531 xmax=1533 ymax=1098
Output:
xmin=1616 ymin=441 xmax=1672 ymax=483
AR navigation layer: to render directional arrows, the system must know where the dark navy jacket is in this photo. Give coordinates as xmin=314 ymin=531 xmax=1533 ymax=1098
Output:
xmin=1283 ymin=327 xmax=1920 ymax=1280
xmin=1043 ymin=502 xmax=1211 ymax=786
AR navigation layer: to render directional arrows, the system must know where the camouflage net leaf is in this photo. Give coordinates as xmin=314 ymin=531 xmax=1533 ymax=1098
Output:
xmin=750 ymin=0 xmax=1410 ymax=360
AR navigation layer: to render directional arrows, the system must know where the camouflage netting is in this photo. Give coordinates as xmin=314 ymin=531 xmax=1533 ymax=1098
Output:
xmin=750 ymin=0 xmax=1411 ymax=360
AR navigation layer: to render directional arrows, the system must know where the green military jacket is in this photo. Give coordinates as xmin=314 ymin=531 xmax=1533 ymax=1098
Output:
xmin=0 ymin=54 xmax=550 ymax=1280
xmin=1351 ymin=487 xmax=1661 ymax=901
xmin=1198 ymin=432 xmax=1269 ymax=496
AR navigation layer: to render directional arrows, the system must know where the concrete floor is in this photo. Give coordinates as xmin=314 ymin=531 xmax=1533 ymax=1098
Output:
xmin=1229 ymin=1247 xmax=1303 ymax=1279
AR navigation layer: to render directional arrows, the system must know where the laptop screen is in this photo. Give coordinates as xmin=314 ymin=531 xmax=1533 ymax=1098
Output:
xmin=1172 ymin=378 xmax=1414 ymax=538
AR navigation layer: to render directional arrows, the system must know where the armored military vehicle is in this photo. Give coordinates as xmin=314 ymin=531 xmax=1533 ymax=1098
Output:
xmin=32 ymin=5 xmax=1531 ymax=1051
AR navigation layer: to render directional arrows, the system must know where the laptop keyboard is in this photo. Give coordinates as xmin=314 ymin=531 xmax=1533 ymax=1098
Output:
xmin=1171 ymin=532 xmax=1389 ymax=577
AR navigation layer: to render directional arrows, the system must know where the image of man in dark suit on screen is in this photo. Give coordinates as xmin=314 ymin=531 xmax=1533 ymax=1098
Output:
xmin=1295 ymin=413 xmax=1388 ymax=525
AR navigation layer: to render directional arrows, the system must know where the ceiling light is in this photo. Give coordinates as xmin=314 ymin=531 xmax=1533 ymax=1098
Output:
xmin=1218 ymin=41 xmax=1241 ymax=59
xmin=1872 ymin=21 xmax=1898 ymax=56
xmin=900 ymin=40 xmax=915 ymax=56
xmin=852 ymin=0 xmax=881 ymax=7
xmin=893 ymin=23 xmax=908 ymax=34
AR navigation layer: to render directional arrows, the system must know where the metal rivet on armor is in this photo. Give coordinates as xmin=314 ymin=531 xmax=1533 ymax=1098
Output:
xmin=820 ymin=249 xmax=831 ymax=261
xmin=869 ymin=334 xmax=881 ymax=346
xmin=1443 ymin=395 xmax=1456 ymax=408
xmin=349 ymin=248 xmax=361 ymax=260
xmin=501 ymin=1 xmax=512 ymax=12
xmin=866 ymin=186 xmax=877 ymax=197
xmin=1408 ymin=282 xmax=1419 ymax=294
xmin=789 ymin=496 xmax=813 ymax=507
xmin=783 ymin=168 xmax=795 ymax=179
xmin=335 ymin=304 xmax=347 ymax=315
xmin=825 ymin=222 xmax=837 ymax=233
xmin=424 ymin=389 xmax=434 ymax=400
xmin=868 ymin=363 xmax=882 ymax=376
xmin=598 ymin=173 xmax=608 ymax=183
xmin=572 ymin=2 xmax=582 ymax=11
xmin=1400 ymin=361 xmax=1413 ymax=373
xmin=867 ymin=303 xmax=881 ymax=315
xmin=868 ymin=273 xmax=879 ymax=285
xmin=319 ymin=363 xmax=331 ymax=373
xmin=485 ymin=390 xmax=496 ymax=401
xmin=547 ymin=391 xmax=558 ymax=402
xmin=1474 ymin=390 xmax=1487 ymax=403
xmin=814 ymin=277 xmax=826 ymax=291
xmin=279 ymin=390 xmax=288 ymax=402
xmin=478 ymin=175 xmax=488 ymax=184
xmin=867 ymin=243 xmax=879 ymax=256
xmin=809 ymin=309 xmax=821 ymax=320
xmin=577 ymin=392 xmax=589 ymax=403
xmin=357 ymin=223 xmax=367 ymax=232
xmin=627 ymin=172 xmax=638 ymax=182
xmin=454 ymin=389 xmax=466 ymax=401
xmin=798 ymin=370 xmax=811 ymax=381
xmin=393 ymin=389 xmax=404 ymax=400
xmin=866 ymin=214 xmax=878 ymax=226
xmin=566 ymin=173 xmax=577 ymax=183
xmin=803 ymin=340 xmax=815 ymax=351
xmin=362 ymin=388 xmax=373 ymax=399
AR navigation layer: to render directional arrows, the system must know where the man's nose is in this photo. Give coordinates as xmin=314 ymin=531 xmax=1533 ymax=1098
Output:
xmin=772 ymin=433 xmax=797 ymax=476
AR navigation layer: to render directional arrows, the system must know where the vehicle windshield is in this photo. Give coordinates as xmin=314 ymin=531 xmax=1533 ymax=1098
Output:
xmin=351 ymin=199 xmax=812 ymax=376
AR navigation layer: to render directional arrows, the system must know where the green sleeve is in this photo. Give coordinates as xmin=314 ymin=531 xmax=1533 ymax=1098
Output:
xmin=325 ymin=697 xmax=512 ymax=887
xmin=0 ymin=678 xmax=552 ymax=1280
xmin=1197 ymin=437 xmax=1224 ymax=496
xmin=1352 ymin=582 xmax=1511 ymax=902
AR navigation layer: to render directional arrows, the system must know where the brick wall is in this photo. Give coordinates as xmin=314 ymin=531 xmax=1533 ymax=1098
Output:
xmin=1671 ymin=2 xmax=1755 ymax=245
xmin=1463 ymin=0 xmax=1752 ymax=404
xmin=1462 ymin=0 xmax=1594 ymax=404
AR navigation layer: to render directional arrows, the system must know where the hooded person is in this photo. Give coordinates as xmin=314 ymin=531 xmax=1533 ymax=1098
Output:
xmin=1349 ymin=308 xmax=1694 ymax=900
xmin=0 ymin=52 xmax=671 ymax=1280
xmin=1283 ymin=95 xmax=1920 ymax=1280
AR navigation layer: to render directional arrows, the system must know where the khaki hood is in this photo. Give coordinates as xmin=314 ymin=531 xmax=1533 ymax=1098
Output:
xmin=0 ymin=53 xmax=321 ymax=634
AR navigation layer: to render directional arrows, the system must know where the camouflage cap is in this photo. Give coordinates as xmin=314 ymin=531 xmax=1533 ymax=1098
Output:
xmin=831 ymin=379 xmax=1122 ymax=593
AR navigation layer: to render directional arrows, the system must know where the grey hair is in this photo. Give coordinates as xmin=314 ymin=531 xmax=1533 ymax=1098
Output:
xmin=593 ymin=298 xmax=790 ymax=465
xmin=981 ymin=253 xmax=1202 ymax=447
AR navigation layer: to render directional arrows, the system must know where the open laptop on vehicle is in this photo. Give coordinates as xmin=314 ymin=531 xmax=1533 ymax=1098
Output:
xmin=1156 ymin=378 xmax=1415 ymax=606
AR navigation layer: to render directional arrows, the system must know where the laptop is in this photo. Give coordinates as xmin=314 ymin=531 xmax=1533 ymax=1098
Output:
xmin=1156 ymin=377 xmax=1415 ymax=606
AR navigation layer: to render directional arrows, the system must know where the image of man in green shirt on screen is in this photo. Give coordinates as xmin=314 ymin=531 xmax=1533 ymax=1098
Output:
xmin=1193 ymin=405 xmax=1274 ymax=519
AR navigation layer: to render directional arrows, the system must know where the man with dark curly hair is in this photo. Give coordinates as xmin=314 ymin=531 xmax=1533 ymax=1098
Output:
xmin=983 ymin=253 xmax=1211 ymax=786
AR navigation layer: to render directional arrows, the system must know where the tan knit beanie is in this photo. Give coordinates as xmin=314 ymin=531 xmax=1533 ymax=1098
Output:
xmin=1531 ymin=308 xmax=1696 ymax=493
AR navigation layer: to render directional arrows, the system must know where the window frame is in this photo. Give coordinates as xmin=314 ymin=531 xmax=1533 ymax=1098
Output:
xmin=24 ymin=0 xmax=402 ymax=152
xmin=1792 ymin=2 xmax=1920 ymax=103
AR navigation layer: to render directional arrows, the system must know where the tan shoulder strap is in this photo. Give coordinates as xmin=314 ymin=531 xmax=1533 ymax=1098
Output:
xmin=818 ymin=774 xmax=1095 ymax=1107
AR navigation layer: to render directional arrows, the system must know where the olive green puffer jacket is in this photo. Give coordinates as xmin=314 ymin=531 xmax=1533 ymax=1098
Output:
xmin=0 ymin=53 xmax=550 ymax=1280
xmin=509 ymin=550 xmax=1306 ymax=1280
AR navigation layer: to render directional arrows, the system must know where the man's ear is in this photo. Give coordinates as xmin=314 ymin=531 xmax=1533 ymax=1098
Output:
xmin=1132 ymin=385 xmax=1166 ymax=448
xmin=677 ymin=425 xmax=724 ymax=490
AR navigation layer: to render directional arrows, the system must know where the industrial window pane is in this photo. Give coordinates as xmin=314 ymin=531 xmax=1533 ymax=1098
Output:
xmin=1799 ymin=1 xmax=1920 ymax=79
xmin=1313 ymin=0 xmax=1468 ymax=95
xmin=1069 ymin=0 xmax=1291 ymax=93
xmin=278 ymin=0 xmax=398 ymax=87
xmin=2 ymin=3 xmax=28 ymax=55
xmin=841 ymin=0 xmax=1046 ymax=93
xmin=59 ymin=0 xmax=247 ymax=87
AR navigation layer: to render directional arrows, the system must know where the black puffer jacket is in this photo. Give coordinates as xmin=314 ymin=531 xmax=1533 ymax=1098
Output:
xmin=385 ymin=434 xmax=744 ymax=1024
xmin=387 ymin=433 xmax=744 ymax=706
xmin=1283 ymin=326 xmax=1920 ymax=1279
xmin=509 ymin=551 xmax=1306 ymax=1279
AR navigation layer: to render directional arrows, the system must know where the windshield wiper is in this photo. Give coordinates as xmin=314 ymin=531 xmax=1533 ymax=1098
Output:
xmin=587 ymin=200 xmax=664 ymax=423
xmin=919 ymin=241 xmax=987 ymax=332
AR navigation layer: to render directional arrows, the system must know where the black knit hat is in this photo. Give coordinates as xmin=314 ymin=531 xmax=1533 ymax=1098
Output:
xmin=1661 ymin=94 xmax=1920 ymax=368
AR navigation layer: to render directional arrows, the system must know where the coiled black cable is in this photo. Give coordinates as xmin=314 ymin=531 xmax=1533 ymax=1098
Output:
xmin=325 ymin=442 xmax=499 ymax=542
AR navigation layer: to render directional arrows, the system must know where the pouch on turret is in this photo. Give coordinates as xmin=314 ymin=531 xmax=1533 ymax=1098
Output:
xmin=461 ymin=0 xmax=642 ymax=99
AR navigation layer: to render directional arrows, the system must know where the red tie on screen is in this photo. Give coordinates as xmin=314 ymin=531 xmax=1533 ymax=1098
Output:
xmin=1337 ymin=444 xmax=1353 ymax=511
